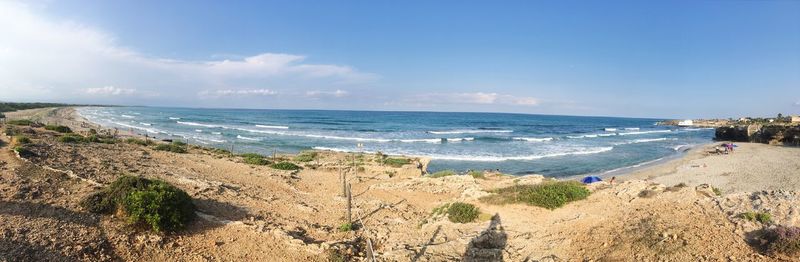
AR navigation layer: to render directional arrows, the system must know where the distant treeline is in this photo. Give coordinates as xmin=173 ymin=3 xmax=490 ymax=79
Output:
xmin=0 ymin=102 xmax=74 ymax=113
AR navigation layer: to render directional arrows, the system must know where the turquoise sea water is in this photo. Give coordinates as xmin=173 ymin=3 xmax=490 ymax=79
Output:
xmin=77 ymin=107 xmax=714 ymax=177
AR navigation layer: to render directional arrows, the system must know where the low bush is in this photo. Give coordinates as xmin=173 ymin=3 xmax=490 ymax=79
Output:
xmin=432 ymin=202 xmax=480 ymax=223
xmin=58 ymin=134 xmax=85 ymax=143
xmin=154 ymin=142 xmax=187 ymax=153
xmin=3 ymin=127 xmax=14 ymax=136
xmin=14 ymin=135 xmax=31 ymax=144
xmin=712 ymin=187 xmax=723 ymax=196
xmin=638 ymin=189 xmax=659 ymax=198
xmin=428 ymin=170 xmax=456 ymax=178
xmin=468 ymin=171 xmax=485 ymax=179
xmin=293 ymin=151 xmax=317 ymax=162
xmin=80 ymin=176 xmax=195 ymax=232
xmin=338 ymin=222 xmax=355 ymax=232
xmin=44 ymin=125 xmax=72 ymax=133
xmin=241 ymin=153 xmax=270 ymax=165
xmin=446 ymin=202 xmax=480 ymax=223
xmin=125 ymin=138 xmax=155 ymax=146
xmin=86 ymin=135 xmax=116 ymax=144
xmin=383 ymin=158 xmax=411 ymax=168
xmin=6 ymin=119 xmax=33 ymax=126
xmin=764 ymin=225 xmax=800 ymax=256
xmin=480 ymin=181 xmax=591 ymax=209
xmin=270 ymin=162 xmax=302 ymax=171
xmin=12 ymin=146 xmax=35 ymax=158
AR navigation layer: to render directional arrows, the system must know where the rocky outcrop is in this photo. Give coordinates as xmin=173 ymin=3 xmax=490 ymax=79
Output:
xmin=715 ymin=125 xmax=800 ymax=145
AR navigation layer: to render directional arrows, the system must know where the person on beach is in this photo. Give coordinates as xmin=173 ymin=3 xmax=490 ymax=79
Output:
xmin=609 ymin=176 xmax=616 ymax=185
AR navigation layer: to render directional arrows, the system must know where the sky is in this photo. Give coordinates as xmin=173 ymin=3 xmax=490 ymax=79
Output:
xmin=0 ymin=0 xmax=798 ymax=119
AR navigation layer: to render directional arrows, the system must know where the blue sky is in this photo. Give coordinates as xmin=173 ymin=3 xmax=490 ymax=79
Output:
xmin=0 ymin=0 xmax=798 ymax=118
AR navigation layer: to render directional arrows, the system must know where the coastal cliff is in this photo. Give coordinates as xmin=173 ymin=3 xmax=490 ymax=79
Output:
xmin=715 ymin=124 xmax=800 ymax=145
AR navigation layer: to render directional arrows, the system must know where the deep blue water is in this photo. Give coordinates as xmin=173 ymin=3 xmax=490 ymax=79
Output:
xmin=78 ymin=107 xmax=714 ymax=177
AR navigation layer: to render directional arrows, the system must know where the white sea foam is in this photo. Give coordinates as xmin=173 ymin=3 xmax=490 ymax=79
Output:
xmin=111 ymin=121 xmax=160 ymax=134
xmin=513 ymin=137 xmax=554 ymax=142
xmin=314 ymin=146 xmax=614 ymax=162
xmin=428 ymin=129 xmax=513 ymax=135
xmin=567 ymin=133 xmax=616 ymax=139
xmin=446 ymin=137 xmax=475 ymax=142
xmin=614 ymin=138 xmax=675 ymax=145
xmin=139 ymin=122 xmax=152 ymax=126
xmin=400 ymin=138 xmax=442 ymax=143
xmin=255 ymin=124 xmax=290 ymax=129
xmin=237 ymin=135 xmax=259 ymax=141
xmin=624 ymin=127 xmax=640 ymax=131
xmin=177 ymin=121 xmax=226 ymax=128
xmin=169 ymin=117 xmax=181 ymax=120
xmin=604 ymin=128 xmax=617 ymax=131
xmin=212 ymin=132 xmax=222 ymax=135
xmin=617 ymin=130 xmax=672 ymax=136
xmin=120 ymin=114 xmax=135 ymax=118
xmin=195 ymin=129 xmax=203 ymax=133
xmin=673 ymin=144 xmax=692 ymax=151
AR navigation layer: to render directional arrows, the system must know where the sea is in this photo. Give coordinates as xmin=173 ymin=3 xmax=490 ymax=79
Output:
xmin=77 ymin=107 xmax=715 ymax=178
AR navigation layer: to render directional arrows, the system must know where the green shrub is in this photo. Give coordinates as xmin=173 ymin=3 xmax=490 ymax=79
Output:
xmin=123 ymin=181 xmax=196 ymax=232
xmin=241 ymin=153 xmax=270 ymax=165
xmin=468 ymin=171 xmax=485 ymax=179
xmin=125 ymin=138 xmax=154 ymax=146
xmin=85 ymin=135 xmax=116 ymax=144
xmin=58 ymin=134 xmax=85 ymax=143
xmin=757 ymin=212 xmax=773 ymax=224
xmin=44 ymin=125 xmax=72 ymax=133
xmin=431 ymin=202 xmax=480 ymax=223
xmin=480 ymin=181 xmax=591 ymax=209
xmin=428 ymin=170 xmax=456 ymax=178
xmin=81 ymin=176 xmax=195 ymax=232
xmin=712 ymin=187 xmax=722 ymax=196
xmin=14 ymin=135 xmax=31 ymax=144
xmin=383 ymin=158 xmax=411 ymax=168
xmin=12 ymin=146 xmax=34 ymax=158
xmin=338 ymin=222 xmax=355 ymax=232
xmin=154 ymin=142 xmax=187 ymax=153
xmin=293 ymin=151 xmax=317 ymax=162
xmin=270 ymin=162 xmax=302 ymax=170
xmin=6 ymin=119 xmax=33 ymax=126
xmin=446 ymin=202 xmax=480 ymax=223
xmin=3 ymin=127 xmax=14 ymax=136
xmin=764 ymin=225 xmax=800 ymax=256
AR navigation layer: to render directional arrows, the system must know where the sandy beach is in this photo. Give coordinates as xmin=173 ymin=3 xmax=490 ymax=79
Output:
xmin=1 ymin=107 xmax=800 ymax=261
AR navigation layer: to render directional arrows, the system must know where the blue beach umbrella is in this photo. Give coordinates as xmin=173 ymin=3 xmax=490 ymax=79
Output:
xmin=581 ymin=176 xmax=603 ymax=184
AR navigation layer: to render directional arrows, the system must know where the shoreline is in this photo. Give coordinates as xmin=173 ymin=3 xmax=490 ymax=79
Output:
xmin=16 ymin=106 xmax=716 ymax=181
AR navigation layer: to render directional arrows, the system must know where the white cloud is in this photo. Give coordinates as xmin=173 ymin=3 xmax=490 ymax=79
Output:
xmin=409 ymin=92 xmax=538 ymax=106
xmin=305 ymin=89 xmax=349 ymax=98
xmin=84 ymin=86 xmax=136 ymax=95
xmin=199 ymin=89 xmax=278 ymax=97
xmin=0 ymin=2 xmax=375 ymax=104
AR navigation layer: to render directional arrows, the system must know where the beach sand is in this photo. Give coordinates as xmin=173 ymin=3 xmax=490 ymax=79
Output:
xmin=1 ymin=107 xmax=799 ymax=261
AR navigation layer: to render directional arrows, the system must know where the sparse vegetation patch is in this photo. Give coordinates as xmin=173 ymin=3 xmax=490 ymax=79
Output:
xmin=293 ymin=151 xmax=317 ymax=162
xmin=764 ymin=225 xmax=800 ymax=256
xmin=480 ymin=181 xmax=591 ymax=209
xmin=383 ymin=157 xmax=411 ymax=168
xmin=241 ymin=153 xmax=270 ymax=165
xmin=270 ymin=161 xmax=302 ymax=170
xmin=431 ymin=202 xmax=480 ymax=223
xmin=428 ymin=170 xmax=456 ymax=178
xmin=6 ymin=119 xmax=33 ymax=126
xmin=44 ymin=125 xmax=72 ymax=133
xmin=154 ymin=141 xmax=188 ymax=153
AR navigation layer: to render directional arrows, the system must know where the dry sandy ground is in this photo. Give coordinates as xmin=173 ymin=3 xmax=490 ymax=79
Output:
xmin=1 ymin=107 xmax=799 ymax=261
xmin=626 ymin=142 xmax=800 ymax=194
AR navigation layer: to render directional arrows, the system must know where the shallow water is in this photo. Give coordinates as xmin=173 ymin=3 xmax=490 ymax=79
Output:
xmin=78 ymin=107 xmax=714 ymax=177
